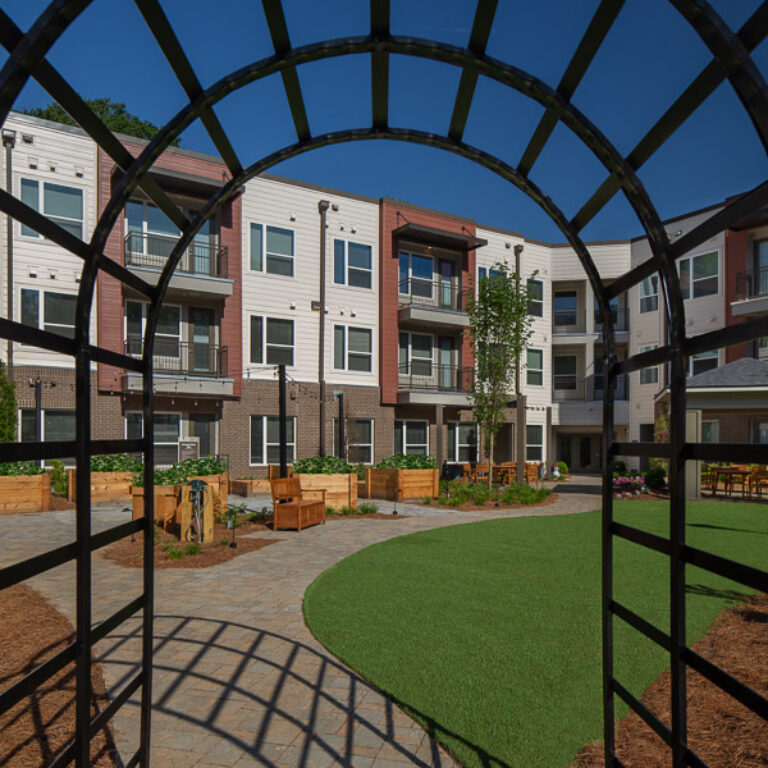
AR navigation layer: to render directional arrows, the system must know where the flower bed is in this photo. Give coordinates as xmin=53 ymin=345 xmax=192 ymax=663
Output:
xmin=612 ymin=475 xmax=647 ymax=499
xmin=0 ymin=462 xmax=49 ymax=514
xmin=366 ymin=456 xmax=439 ymax=501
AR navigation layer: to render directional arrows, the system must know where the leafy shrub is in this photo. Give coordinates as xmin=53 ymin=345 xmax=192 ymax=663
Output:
xmin=374 ymin=453 xmax=437 ymax=470
xmin=644 ymin=466 xmax=666 ymax=490
xmin=339 ymin=505 xmax=357 ymax=516
xmin=437 ymin=479 xmax=550 ymax=507
xmin=556 ymin=461 xmax=569 ymax=475
xmin=183 ymin=542 xmax=201 ymax=556
xmin=48 ymin=459 xmax=68 ymax=495
xmin=165 ymin=546 xmax=183 ymax=561
xmin=0 ymin=461 xmax=45 ymax=476
xmin=358 ymin=502 xmax=377 ymax=515
xmin=293 ymin=456 xmax=355 ymax=474
xmin=612 ymin=460 xmax=627 ymax=475
xmin=91 ymin=453 xmax=142 ymax=473
xmin=0 ymin=364 xmax=17 ymax=441
xmin=132 ymin=456 xmax=228 ymax=488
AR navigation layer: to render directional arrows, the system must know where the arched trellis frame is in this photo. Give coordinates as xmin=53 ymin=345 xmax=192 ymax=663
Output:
xmin=0 ymin=1 xmax=766 ymax=767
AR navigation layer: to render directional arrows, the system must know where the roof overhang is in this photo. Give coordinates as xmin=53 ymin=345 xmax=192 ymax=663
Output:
xmin=393 ymin=223 xmax=487 ymax=251
xmin=113 ymin=164 xmax=225 ymax=197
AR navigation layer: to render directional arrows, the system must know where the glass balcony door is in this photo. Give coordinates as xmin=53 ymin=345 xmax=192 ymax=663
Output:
xmin=190 ymin=307 xmax=215 ymax=374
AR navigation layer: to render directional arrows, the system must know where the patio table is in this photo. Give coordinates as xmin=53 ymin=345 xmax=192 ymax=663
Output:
xmin=710 ymin=467 xmax=751 ymax=497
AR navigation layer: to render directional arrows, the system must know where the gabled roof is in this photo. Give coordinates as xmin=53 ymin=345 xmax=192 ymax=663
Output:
xmin=687 ymin=356 xmax=768 ymax=389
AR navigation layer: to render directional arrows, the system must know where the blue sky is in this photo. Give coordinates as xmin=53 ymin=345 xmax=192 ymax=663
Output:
xmin=2 ymin=0 xmax=767 ymax=242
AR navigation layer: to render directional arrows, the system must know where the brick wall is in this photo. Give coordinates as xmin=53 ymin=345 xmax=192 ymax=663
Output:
xmin=700 ymin=409 xmax=768 ymax=443
xmin=724 ymin=228 xmax=750 ymax=363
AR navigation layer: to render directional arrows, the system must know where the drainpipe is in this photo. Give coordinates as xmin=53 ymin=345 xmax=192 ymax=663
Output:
xmin=2 ymin=128 xmax=16 ymax=376
xmin=318 ymin=200 xmax=330 ymax=456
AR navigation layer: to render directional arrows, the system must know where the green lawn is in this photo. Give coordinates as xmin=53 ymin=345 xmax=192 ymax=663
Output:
xmin=303 ymin=501 xmax=767 ymax=768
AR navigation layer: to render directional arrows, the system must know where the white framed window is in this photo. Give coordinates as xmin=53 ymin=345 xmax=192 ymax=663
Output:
xmin=20 ymin=408 xmax=76 ymax=466
xmin=249 ymin=223 xmax=294 ymax=276
xmin=333 ymin=325 xmax=373 ymax=372
xmin=125 ymin=300 xmax=181 ymax=358
xmin=334 ymin=239 xmax=373 ymax=289
xmin=526 ymin=348 xmax=543 ymax=386
xmin=334 ymin=418 xmax=374 ymax=464
xmin=126 ymin=411 xmax=182 ymax=467
xmin=478 ymin=266 xmax=502 ymax=282
xmin=640 ymin=274 xmax=659 ymax=313
xmin=679 ymin=251 xmax=718 ymax=300
xmin=447 ymin=422 xmax=477 ymax=463
xmin=20 ymin=288 xmax=76 ymax=339
xmin=639 ymin=344 xmax=659 ymax=384
xmin=398 ymin=250 xmax=434 ymax=297
xmin=250 ymin=316 xmax=294 ymax=366
xmin=399 ymin=331 xmax=433 ymax=376
xmin=250 ymin=415 xmax=296 ymax=465
xmin=394 ymin=420 xmax=429 ymax=456
xmin=526 ymin=424 xmax=543 ymax=462
xmin=20 ymin=178 xmax=84 ymax=239
xmin=701 ymin=421 xmax=719 ymax=443
xmin=528 ymin=279 xmax=543 ymax=317
xmin=688 ymin=349 xmax=718 ymax=377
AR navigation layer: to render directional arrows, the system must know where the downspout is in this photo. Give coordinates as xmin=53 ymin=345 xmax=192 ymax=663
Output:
xmin=318 ymin=199 xmax=330 ymax=456
xmin=514 ymin=244 xmax=526 ymax=485
xmin=3 ymin=128 xmax=16 ymax=376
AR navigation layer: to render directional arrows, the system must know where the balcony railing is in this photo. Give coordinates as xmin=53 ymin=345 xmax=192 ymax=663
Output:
xmin=125 ymin=338 xmax=228 ymax=378
xmin=552 ymin=375 xmax=585 ymax=400
xmin=124 ymin=232 xmax=229 ymax=278
xmin=593 ymin=373 xmax=629 ymax=401
xmin=553 ymin=310 xmax=586 ymax=333
xmin=398 ymin=362 xmax=474 ymax=392
xmin=398 ymin=278 xmax=466 ymax=311
xmin=594 ymin=307 xmax=629 ymax=332
xmin=735 ymin=268 xmax=768 ymax=300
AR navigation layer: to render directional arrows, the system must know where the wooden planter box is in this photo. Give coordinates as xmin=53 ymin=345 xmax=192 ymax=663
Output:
xmin=296 ymin=473 xmax=357 ymax=511
xmin=131 ymin=485 xmax=179 ymax=527
xmin=230 ymin=478 xmax=271 ymax=497
xmin=187 ymin=472 xmax=228 ymax=515
xmin=367 ymin=468 xmax=439 ymax=501
xmin=67 ymin=470 xmax=133 ymax=504
xmin=0 ymin=474 xmax=50 ymax=514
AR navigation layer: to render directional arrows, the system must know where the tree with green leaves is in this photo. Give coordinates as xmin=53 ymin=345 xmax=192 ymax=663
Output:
xmin=23 ymin=97 xmax=180 ymax=146
xmin=0 ymin=364 xmax=17 ymax=442
xmin=466 ymin=263 xmax=536 ymax=488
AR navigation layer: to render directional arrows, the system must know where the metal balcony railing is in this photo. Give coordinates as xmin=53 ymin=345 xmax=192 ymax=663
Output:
xmin=125 ymin=338 xmax=228 ymax=378
xmin=735 ymin=268 xmax=768 ymax=300
xmin=398 ymin=278 xmax=466 ymax=311
xmin=594 ymin=307 xmax=629 ymax=332
xmin=124 ymin=232 xmax=229 ymax=278
xmin=552 ymin=375 xmax=585 ymax=400
xmin=553 ymin=309 xmax=586 ymax=333
xmin=593 ymin=373 xmax=629 ymax=401
xmin=398 ymin=362 xmax=474 ymax=392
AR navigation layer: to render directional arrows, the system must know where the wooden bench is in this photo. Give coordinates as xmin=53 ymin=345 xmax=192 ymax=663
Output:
xmin=270 ymin=477 xmax=326 ymax=532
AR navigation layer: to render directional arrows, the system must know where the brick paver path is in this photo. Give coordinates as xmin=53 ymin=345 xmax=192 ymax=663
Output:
xmin=3 ymin=477 xmax=601 ymax=768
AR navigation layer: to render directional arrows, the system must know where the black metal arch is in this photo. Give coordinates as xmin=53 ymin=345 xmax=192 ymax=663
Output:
xmin=0 ymin=2 xmax=766 ymax=768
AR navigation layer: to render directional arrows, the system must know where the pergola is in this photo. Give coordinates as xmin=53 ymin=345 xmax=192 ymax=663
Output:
xmin=0 ymin=1 xmax=766 ymax=766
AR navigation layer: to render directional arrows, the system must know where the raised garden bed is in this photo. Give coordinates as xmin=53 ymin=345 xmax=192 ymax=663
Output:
xmin=230 ymin=477 xmax=271 ymax=496
xmin=0 ymin=471 xmax=50 ymax=514
xmin=131 ymin=484 xmax=179 ymax=525
xmin=67 ymin=470 xmax=132 ymax=504
xmin=298 ymin=472 xmax=357 ymax=512
xmin=367 ymin=468 xmax=439 ymax=501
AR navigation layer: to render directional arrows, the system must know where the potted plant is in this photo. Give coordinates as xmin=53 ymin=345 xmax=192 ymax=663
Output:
xmin=292 ymin=456 xmax=358 ymax=511
xmin=68 ymin=453 xmax=140 ymax=503
xmin=367 ymin=454 xmax=439 ymax=501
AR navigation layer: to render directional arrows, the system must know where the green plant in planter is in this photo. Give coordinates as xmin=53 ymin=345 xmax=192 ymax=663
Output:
xmin=358 ymin=502 xmax=378 ymax=515
xmin=91 ymin=453 xmax=142 ymax=473
xmin=374 ymin=454 xmax=437 ymax=470
xmin=0 ymin=461 xmax=45 ymax=476
xmin=48 ymin=459 xmax=68 ymax=495
xmin=293 ymin=456 xmax=355 ymax=474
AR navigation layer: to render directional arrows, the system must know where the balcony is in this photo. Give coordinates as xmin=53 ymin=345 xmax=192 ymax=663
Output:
xmin=122 ymin=339 xmax=233 ymax=397
xmin=553 ymin=310 xmax=586 ymax=334
xmin=397 ymin=362 xmax=474 ymax=406
xmin=124 ymin=232 xmax=234 ymax=298
xmin=593 ymin=374 xmax=629 ymax=401
xmin=553 ymin=375 xmax=585 ymax=401
xmin=594 ymin=307 xmax=629 ymax=334
xmin=732 ymin=268 xmax=768 ymax=317
xmin=397 ymin=278 xmax=469 ymax=331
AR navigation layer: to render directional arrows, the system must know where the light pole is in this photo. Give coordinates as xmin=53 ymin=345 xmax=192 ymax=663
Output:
xmin=2 ymin=128 xmax=16 ymax=376
xmin=333 ymin=390 xmax=344 ymax=459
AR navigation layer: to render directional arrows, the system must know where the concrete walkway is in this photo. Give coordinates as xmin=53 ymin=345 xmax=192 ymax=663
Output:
xmin=4 ymin=476 xmax=601 ymax=768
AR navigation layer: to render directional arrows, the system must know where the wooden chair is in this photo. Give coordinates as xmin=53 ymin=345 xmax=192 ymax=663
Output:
xmin=268 ymin=464 xmax=293 ymax=480
xmin=474 ymin=463 xmax=490 ymax=483
xmin=730 ymin=464 xmax=751 ymax=499
xmin=524 ymin=463 xmax=539 ymax=486
xmin=749 ymin=466 xmax=768 ymax=499
xmin=461 ymin=464 xmax=474 ymax=483
xmin=269 ymin=477 xmax=326 ymax=532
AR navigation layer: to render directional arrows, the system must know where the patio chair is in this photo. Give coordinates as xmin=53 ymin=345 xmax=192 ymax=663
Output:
xmin=269 ymin=477 xmax=326 ymax=532
xmin=524 ymin=463 xmax=539 ymax=486
xmin=461 ymin=464 xmax=475 ymax=483
xmin=749 ymin=466 xmax=768 ymax=499
xmin=474 ymin=463 xmax=491 ymax=483
xmin=730 ymin=464 xmax=752 ymax=499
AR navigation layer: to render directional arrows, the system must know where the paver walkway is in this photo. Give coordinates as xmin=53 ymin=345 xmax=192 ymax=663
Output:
xmin=3 ymin=476 xmax=601 ymax=768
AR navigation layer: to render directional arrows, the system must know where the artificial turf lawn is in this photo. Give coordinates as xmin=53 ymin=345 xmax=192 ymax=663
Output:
xmin=303 ymin=501 xmax=767 ymax=768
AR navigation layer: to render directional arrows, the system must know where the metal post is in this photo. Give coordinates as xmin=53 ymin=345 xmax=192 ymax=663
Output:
xmin=318 ymin=200 xmax=329 ymax=456
xmin=278 ymin=363 xmax=287 ymax=478
xmin=514 ymin=244 xmax=526 ymax=484
xmin=3 ymin=129 xmax=15 ymax=375
xmin=336 ymin=392 xmax=344 ymax=459
xmin=31 ymin=377 xmax=41 ymax=465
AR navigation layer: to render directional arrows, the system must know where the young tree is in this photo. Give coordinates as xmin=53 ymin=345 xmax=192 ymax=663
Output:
xmin=466 ymin=263 xmax=536 ymax=487
xmin=0 ymin=364 xmax=17 ymax=442
xmin=23 ymin=98 xmax=181 ymax=146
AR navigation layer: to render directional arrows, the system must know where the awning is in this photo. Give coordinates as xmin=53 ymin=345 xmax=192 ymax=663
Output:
xmin=393 ymin=222 xmax=487 ymax=251
xmin=113 ymin=164 xmax=225 ymax=197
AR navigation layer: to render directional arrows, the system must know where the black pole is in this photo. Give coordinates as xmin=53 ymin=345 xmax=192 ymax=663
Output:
xmin=337 ymin=393 xmax=344 ymax=459
xmin=33 ymin=378 xmax=41 ymax=467
xmin=4 ymin=130 xmax=15 ymax=377
xmin=278 ymin=364 xmax=287 ymax=478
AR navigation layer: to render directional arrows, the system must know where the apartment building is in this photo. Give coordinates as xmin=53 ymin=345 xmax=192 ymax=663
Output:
xmin=1 ymin=111 xmax=764 ymax=477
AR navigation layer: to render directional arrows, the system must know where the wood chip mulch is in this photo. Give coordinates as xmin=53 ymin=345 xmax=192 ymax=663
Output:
xmin=573 ymin=592 xmax=768 ymax=768
xmin=417 ymin=492 xmax=558 ymax=512
xmin=100 ymin=520 xmax=278 ymax=569
xmin=0 ymin=584 xmax=116 ymax=768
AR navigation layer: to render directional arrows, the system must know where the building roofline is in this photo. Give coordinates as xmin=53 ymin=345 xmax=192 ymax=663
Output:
xmin=380 ymin=196 xmax=476 ymax=224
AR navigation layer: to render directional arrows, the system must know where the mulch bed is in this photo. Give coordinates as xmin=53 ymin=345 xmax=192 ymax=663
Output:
xmin=417 ymin=492 xmax=558 ymax=513
xmin=0 ymin=584 xmax=116 ymax=768
xmin=573 ymin=592 xmax=768 ymax=767
xmin=101 ymin=520 xmax=278 ymax=569
xmin=327 ymin=512 xmax=408 ymax=520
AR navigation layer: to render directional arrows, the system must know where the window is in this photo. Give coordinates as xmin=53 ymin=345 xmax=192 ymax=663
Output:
xmin=399 ymin=251 xmax=434 ymax=297
xmin=526 ymin=348 xmax=543 ymax=386
xmin=333 ymin=325 xmax=373 ymax=372
xmin=20 ymin=409 xmax=76 ymax=465
xmin=125 ymin=301 xmax=180 ymax=358
xmin=399 ymin=332 xmax=433 ymax=376
xmin=447 ymin=422 xmax=477 ymax=463
xmin=478 ymin=266 xmax=501 ymax=282
xmin=249 ymin=224 xmax=294 ymax=276
xmin=701 ymin=421 xmax=719 ymax=443
xmin=679 ymin=252 xmax=718 ymax=299
xmin=640 ymin=274 xmax=659 ymax=313
xmin=334 ymin=418 xmax=374 ymax=463
xmin=394 ymin=420 xmax=429 ymax=455
xmin=21 ymin=178 xmax=83 ymax=239
xmin=250 ymin=316 xmax=294 ymax=366
xmin=126 ymin=412 xmax=192 ymax=466
xmin=21 ymin=289 xmax=76 ymax=339
xmin=755 ymin=422 xmax=768 ymax=444
xmin=334 ymin=239 xmax=373 ymax=288
xmin=250 ymin=415 xmax=296 ymax=464
xmin=526 ymin=424 xmax=543 ymax=462
xmin=688 ymin=349 xmax=718 ymax=377
xmin=554 ymin=291 xmax=578 ymax=326
xmin=639 ymin=344 xmax=659 ymax=384
xmin=528 ymin=279 xmax=543 ymax=317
